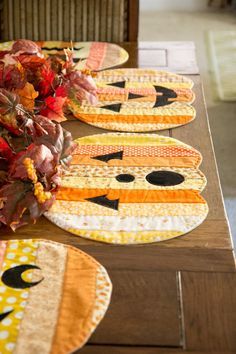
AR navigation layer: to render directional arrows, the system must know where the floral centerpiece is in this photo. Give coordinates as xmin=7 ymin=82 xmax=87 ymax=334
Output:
xmin=0 ymin=39 xmax=97 ymax=230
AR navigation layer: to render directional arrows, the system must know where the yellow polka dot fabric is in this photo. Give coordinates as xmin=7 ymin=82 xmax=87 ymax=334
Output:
xmin=0 ymin=240 xmax=38 ymax=353
xmin=0 ymin=239 xmax=112 ymax=354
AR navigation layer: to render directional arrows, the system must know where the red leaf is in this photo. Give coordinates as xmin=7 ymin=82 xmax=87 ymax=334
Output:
xmin=37 ymin=62 xmax=56 ymax=97
xmin=40 ymin=96 xmax=66 ymax=122
xmin=55 ymin=85 xmax=67 ymax=98
xmin=0 ymin=137 xmax=13 ymax=160
xmin=0 ymin=51 xmax=10 ymax=60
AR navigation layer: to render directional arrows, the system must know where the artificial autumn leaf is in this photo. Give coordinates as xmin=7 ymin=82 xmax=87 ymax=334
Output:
xmin=0 ymin=136 xmax=13 ymax=167
xmin=0 ymin=39 xmax=95 ymax=230
xmin=0 ymin=89 xmax=20 ymax=134
xmin=0 ymin=170 xmax=7 ymax=186
xmin=0 ymin=54 xmax=18 ymax=66
xmin=67 ymin=70 xmax=97 ymax=95
xmin=0 ymin=136 xmax=12 ymax=172
xmin=31 ymin=115 xmax=75 ymax=166
xmin=0 ymin=88 xmax=20 ymax=115
xmin=40 ymin=96 xmax=66 ymax=122
xmin=55 ymin=85 xmax=67 ymax=98
xmin=0 ymin=51 xmax=10 ymax=60
xmin=0 ymin=180 xmax=54 ymax=230
xmin=9 ymin=144 xmax=55 ymax=184
xmin=14 ymin=82 xmax=39 ymax=111
xmin=0 ymin=180 xmax=33 ymax=228
xmin=2 ymin=63 xmax=26 ymax=89
xmin=37 ymin=61 xmax=56 ymax=97
xmin=0 ymin=89 xmax=29 ymax=135
xmin=17 ymin=54 xmax=45 ymax=70
xmin=11 ymin=39 xmax=43 ymax=57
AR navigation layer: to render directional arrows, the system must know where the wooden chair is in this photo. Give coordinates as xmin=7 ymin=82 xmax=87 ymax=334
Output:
xmin=0 ymin=0 xmax=139 ymax=42
xmin=208 ymin=0 xmax=232 ymax=8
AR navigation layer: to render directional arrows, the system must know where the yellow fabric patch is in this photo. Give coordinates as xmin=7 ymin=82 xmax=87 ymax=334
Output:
xmin=78 ymin=133 xmax=186 ymax=147
xmin=0 ymin=240 xmax=38 ymax=353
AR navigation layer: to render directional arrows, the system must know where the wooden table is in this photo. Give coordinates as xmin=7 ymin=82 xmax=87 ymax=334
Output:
xmin=0 ymin=42 xmax=236 ymax=353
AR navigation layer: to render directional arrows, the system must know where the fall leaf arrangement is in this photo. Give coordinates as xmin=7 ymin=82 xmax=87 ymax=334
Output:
xmin=0 ymin=39 xmax=97 ymax=230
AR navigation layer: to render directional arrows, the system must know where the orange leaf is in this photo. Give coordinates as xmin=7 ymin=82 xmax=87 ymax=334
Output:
xmin=15 ymin=82 xmax=38 ymax=110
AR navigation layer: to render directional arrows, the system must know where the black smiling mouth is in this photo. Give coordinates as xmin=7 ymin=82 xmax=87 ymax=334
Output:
xmin=0 ymin=265 xmax=44 ymax=322
xmin=1 ymin=264 xmax=43 ymax=289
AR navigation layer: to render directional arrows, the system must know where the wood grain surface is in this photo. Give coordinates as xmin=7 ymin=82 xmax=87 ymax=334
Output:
xmin=79 ymin=345 xmax=235 ymax=354
xmin=181 ymin=271 xmax=236 ymax=351
xmin=89 ymin=270 xmax=180 ymax=345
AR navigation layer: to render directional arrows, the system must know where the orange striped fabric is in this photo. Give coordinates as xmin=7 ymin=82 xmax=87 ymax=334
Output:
xmin=97 ymin=89 xmax=194 ymax=103
xmin=71 ymin=156 xmax=201 ymax=168
xmin=56 ymin=188 xmax=206 ymax=204
xmin=77 ymin=113 xmax=193 ymax=125
xmin=73 ymin=144 xmax=200 ymax=157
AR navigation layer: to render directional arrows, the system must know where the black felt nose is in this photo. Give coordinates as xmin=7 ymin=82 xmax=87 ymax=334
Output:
xmin=146 ymin=171 xmax=184 ymax=186
xmin=115 ymin=174 xmax=135 ymax=183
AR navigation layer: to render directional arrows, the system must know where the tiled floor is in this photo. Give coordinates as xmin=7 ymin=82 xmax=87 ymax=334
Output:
xmin=139 ymin=9 xmax=236 ymax=244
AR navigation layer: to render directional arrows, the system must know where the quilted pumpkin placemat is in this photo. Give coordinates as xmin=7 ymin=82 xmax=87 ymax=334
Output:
xmin=45 ymin=133 xmax=208 ymax=244
xmin=0 ymin=239 xmax=112 ymax=353
xmin=70 ymin=69 xmax=196 ymax=132
xmin=0 ymin=41 xmax=129 ymax=71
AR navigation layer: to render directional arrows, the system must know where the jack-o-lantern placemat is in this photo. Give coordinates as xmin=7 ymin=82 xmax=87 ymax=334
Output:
xmin=0 ymin=41 xmax=129 ymax=71
xmin=0 ymin=239 xmax=112 ymax=353
xmin=70 ymin=69 xmax=196 ymax=132
xmin=45 ymin=133 xmax=208 ymax=245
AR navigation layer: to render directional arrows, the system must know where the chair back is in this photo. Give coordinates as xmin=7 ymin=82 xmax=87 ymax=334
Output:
xmin=0 ymin=0 xmax=139 ymax=42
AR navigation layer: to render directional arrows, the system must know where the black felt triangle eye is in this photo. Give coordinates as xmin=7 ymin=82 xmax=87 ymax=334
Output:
xmin=107 ymin=81 xmax=126 ymax=88
xmin=100 ymin=103 xmax=122 ymax=113
xmin=153 ymin=85 xmax=177 ymax=108
xmin=92 ymin=150 xmax=123 ymax=162
xmin=86 ymin=194 xmax=119 ymax=210
xmin=128 ymin=92 xmax=145 ymax=100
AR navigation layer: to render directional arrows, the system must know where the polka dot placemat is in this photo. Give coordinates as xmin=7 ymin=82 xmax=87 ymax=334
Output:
xmin=70 ymin=68 xmax=196 ymax=132
xmin=0 ymin=41 xmax=129 ymax=71
xmin=0 ymin=239 xmax=112 ymax=353
xmin=45 ymin=133 xmax=208 ymax=245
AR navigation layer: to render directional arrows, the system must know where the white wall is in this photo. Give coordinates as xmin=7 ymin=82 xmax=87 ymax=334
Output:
xmin=140 ymin=0 xmax=209 ymax=12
